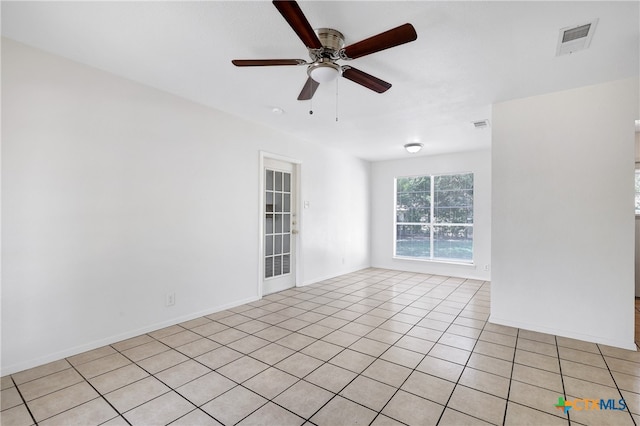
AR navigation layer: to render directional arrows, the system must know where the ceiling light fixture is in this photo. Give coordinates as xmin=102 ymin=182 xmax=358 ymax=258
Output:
xmin=404 ymin=143 xmax=423 ymax=154
xmin=308 ymin=61 xmax=341 ymax=83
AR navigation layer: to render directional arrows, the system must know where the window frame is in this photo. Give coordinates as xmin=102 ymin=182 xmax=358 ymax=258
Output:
xmin=393 ymin=172 xmax=474 ymax=264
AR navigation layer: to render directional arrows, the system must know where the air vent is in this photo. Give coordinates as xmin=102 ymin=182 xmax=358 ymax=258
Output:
xmin=472 ymin=120 xmax=490 ymax=129
xmin=557 ymin=19 xmax=598 ymax=56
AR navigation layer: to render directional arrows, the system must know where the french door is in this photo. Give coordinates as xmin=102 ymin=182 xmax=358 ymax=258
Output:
xmin=262 ymin=158 xmax=297 ymax=295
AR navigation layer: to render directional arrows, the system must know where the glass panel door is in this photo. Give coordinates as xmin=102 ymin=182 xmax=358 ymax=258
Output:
xmin=264 ymin=165 xmax=293 ymax=281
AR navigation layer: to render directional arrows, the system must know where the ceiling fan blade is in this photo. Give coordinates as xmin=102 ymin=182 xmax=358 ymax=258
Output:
xmin=273 ymin=1 xmax=323 ymax=49
xmin=342 ymin=66 xmax=392 ymax=93
xmin=232 ymin=59 xmax=307 ymax=66
xmin=341 ymin=23 xmax=417 ymax=59
xmin=297 ymin=77 xmax=320 ymax=100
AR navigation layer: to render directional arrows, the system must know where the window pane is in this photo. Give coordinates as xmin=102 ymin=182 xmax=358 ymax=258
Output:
xmin=283 ymin=234 xmax=290 ymax=253
xmin=266 ymin=170 xmax=274 ymax=191
xmin=284 ymin=173 xmax=291 ymax=192
xmin=282 ymin=214 xmax=290 ymax=233
xmin=396 ymin=225 xmax=430 ymax=257
xmin=274 ymin=193 xmax=282 ymax=212
xmin=275 ymin=214 xmax=282 ymax=233
xmin=274 ymin=255 xmax=282 ymax=276
xmin=265 ymin=236 xmax=273 ymax=256
xmin=283 ymin=254 xmax=290 ymax=274
xmin=266 ymin=192 xmax=273 ymax=213
xmin=275 ymin=172 xmax=283 ymax=191
xmin=265 ymin=214 xmax=274 ymax=234
xmin=274 ymin=235 xmax=282 ymax=254
xmin=265 ymin=257 xmax=273 ymax=278
xmin=433 ymin=226 xmax=473 ymax=261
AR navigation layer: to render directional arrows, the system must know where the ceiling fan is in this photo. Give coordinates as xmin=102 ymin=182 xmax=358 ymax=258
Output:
xmin=232 ymin=1 xmax=418 ymax=100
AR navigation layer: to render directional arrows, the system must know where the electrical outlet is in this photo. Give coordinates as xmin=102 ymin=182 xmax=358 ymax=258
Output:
xmin=483 ymin=264 xmax=490 ymax=272
xmin=166 ymin=292 xmax=176 ymax=307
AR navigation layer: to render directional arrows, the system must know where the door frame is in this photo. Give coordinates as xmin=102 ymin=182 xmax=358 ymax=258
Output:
xmin=258 ymin=151 xmax=303 ymax=296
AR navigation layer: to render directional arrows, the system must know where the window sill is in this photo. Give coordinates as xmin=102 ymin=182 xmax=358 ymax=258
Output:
xmin=392 ymin=256 xmax=475 ymax=267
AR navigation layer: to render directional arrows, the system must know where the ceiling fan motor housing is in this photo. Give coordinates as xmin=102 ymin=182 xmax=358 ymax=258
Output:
xmin=313 ymin=28 xmax=345 ymax=60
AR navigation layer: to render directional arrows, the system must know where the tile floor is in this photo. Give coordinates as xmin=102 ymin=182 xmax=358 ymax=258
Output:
xmin=1 ymin=268 xmax=639 ymax=426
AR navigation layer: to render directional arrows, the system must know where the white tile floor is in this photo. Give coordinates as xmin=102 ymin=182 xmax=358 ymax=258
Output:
xmin=1 ymin=268 xmax=639 ymax=425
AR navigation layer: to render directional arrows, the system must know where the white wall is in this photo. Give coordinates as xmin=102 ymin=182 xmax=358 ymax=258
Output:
xmin=370 ymin=150 xmax=491 ymax=281
xmin=491 ymin=77 xmax=638 ymax=350
xmin=1 ymin=39 xmax=370 ymax=375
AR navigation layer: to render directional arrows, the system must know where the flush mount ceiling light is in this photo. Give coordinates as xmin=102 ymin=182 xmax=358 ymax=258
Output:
xmin=404 ymin=143 xmax=423 ymax=153
xmin=307 ymin=60 xmax=341 ymax=83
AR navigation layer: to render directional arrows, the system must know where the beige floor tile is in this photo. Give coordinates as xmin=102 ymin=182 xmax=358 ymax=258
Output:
xmin=612 ymin=370 xmax=640 ymax=394
xmin=310 ymin=395 xmax=377 ymax=426
xmin=517 ymin=337 xmax=558 ymax=357
xmin=558 ymin=346 xmax=607 ymax=368
xmin=39 ymin=397 xmax=117 ymax=426
xmin=567 ymin=400 xmax=635 ymax=426
xmin=175 ymin=337 xmax=221 ymax=358
xmin=480 ymin=330 xmax=517 ymax=347
xmin=406 ymin=325 xmax=444 ymax=342
xmin=599 ymin=345 xmax=640 ymax=363
xmin=381 ymin=390 xmax=444 ymax=426
xmin=329 ymin=349 xmax=376 ymax=374
xmin=340 ymin=322 xmax=375 ymax=337
xmin=439 ymin=332 xmax=477 ymax=351
xmin=379 ymin=346 xmax=424 ymax=369
xmin=446 ymin=324 xmax=482 ymax=339
xmin=155 ymin=359 xmax=211 ymax=388
xmin=400 ymin=370 xmax=455 ymax=405
xmin=254 ymin=326 xmax=292 ymax=342
xmin=301 ymin=340 xmax=344 ymax=361
xmin=416 ymin=355 xmax=464 ymax=382
xmin=439 ymin=408 xmax=493 ymax=425
xmin=298 ymin=324 xmax=334 ymax=339
xmin=474 ymin=340 xmax=515 ymax=361
xmin=340 ymin=375 xmax=395 ymax=411
xmin=276 ymin=352 xmax=324 ymax=378
xmin=274 ymin=380 xmax=333 ymax=418
xmin=171 ymin=408 xmax=222 ymax=426
xmin=564 ymin=376 xmax=619 ymax=400
xmin=448 ymin=385 xmax=506 ymax=425
xmin=484 ymin=322 xmax=519 ymax=337
xmin=137 ymin=349 xmax=189 ymax=374
xmin=0 ymin=404 xmax=35 ymax=426
xmin=278 ymin=318 xmax=312 ymax=332
xmin=121 ymin=340 xmax=170 ymax=362
xmin=606 ymin=357 xmax=640 ymax=377
xmin=12 ymin=360 xmax=71 ymax=385
xmin=104 ymin=376 xmax=169 ymax=413
xmin=175 ymin=371 xmax=235 ymax=406
xmin=621 ymin=390 xmax=640 ymax=415
xmin=178 ymin=316 xmax=213 ymax=330
xmin=148 ymin=325 xmax=184 ymax=340
xmin=1 ymin=375 xmax=15 ymax=390
xmin=1 ymin=386 xmax=24 ymax=410
xmin=370 ymin=413 xmax=406 ymax=425
xmin=28 ymin=381 xmax=99 ymax=423
xmin=275 ymin=332 xmax=316 ymax=351
xmin=217 ymin=356 xmax=269 ymax=383
xmin=251 ymin=342 xmax=296 ymax=365
xmin=428 ymin=343 xmax=471 ymax=365
xmin=18 ymin=368 xmax=84 ymax=401
xmin=234 ymin=319 xmax=271 ymax=334
xmin=111 ymin=334 xmax=156 ymax=352
xmin=243 ymin=367 xmax=298 ymax=399
xmin=101 ymin=415 xmax=130 ymax=426
xmin=362 ymin=359 xmax=411 ymax=388
xmin=458 ymin=366 xmax=511 ymax=398
xmin=515 ymin=349 xmax=560 ymax=373
xmin=560 ymin=359 xmax=616 ymax=387
xmin=75 ymin=353 xmax=131 ymax=379
xmin=195 ymin=346 xmax=243 ymax=370
xmin=209 ymin=328 xmax=249 ymax=345
xmin=67 ymin=346 xmax=117 ymax=367
xmin=190 ymin=321 xmax=229 ymax=337
xmin=201 ymin=386 xmax=266 ymax=425
xmin=124 ymin=391 xmax=194 ymax=425
xmin=504 ymin=401 xmax=568 ymax=426
xmin=227 ymin=335 xmax=271 ymax=354
xmin=305 ymin=363 xmax=357 ymax=393
xmin=237 ymin=401 xmax=305 ymax=426
xmin=89 ymin=364 xmax=149 ymax=395
xmin=512 ymin=363 xmax=564 ymax=393
xmin=349 ymin=337 xmax=391 ymax=357
xmin=321 ymin=330 xmax=361 ymax=347
xmin=466 ymin=352 xmax=513 ymax=378
xmin=508 ymin=381 xmax=566 ymax=418
xmin=518 ymin=329 xmax=556 ymax=345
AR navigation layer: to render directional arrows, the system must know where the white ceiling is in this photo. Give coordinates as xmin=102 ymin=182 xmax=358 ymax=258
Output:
xmin=2 ymin=1 xmax=638 ymax=161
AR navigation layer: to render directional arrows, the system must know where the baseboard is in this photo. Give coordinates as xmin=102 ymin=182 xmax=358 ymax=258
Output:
xmin=1 ymin=295 xmax=260 ymax=376
xmin=488 ymin=315 xmax=637 ymax=351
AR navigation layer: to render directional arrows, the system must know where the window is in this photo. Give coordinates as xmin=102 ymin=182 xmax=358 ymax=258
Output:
xmin=395 ymin=173 xmax=473 ymax=262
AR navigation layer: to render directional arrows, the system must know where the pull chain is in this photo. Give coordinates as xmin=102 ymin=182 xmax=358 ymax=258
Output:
xmin=309 ymin=92 xmax=313 ymax=115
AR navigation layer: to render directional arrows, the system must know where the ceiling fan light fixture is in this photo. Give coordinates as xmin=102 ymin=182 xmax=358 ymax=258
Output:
xmin=308 ymin=61 xmax=341 ymax=83
xmin=404 ymin=143 xmax=423 ymax=154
